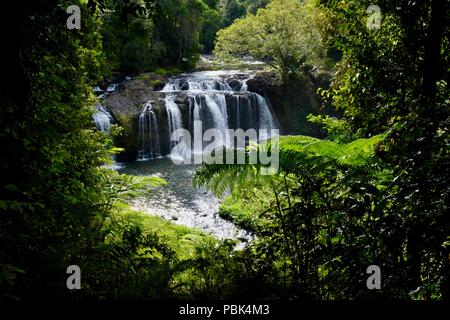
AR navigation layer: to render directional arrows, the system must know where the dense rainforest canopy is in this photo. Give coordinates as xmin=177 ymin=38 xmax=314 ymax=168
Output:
xmin=101 ymin=0 xmax=270 ymax=73
xmin=0 ymin=0 xmax=449 ymax=303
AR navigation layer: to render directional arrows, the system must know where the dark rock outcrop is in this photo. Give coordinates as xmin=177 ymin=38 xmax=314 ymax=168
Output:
xmin=104 ymin=73 xmax=165 ymax=119
xmin=102 ymin=74 xmax=166 ymax=161
xmin=248 ymin=69 xmax=331 ymax=136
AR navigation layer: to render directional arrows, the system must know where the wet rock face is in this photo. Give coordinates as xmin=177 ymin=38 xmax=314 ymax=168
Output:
xmin=247 ymin=71 xmax=283 ymax=95
xmin=180 ymin=81 xmax=190 ymax=91
xmin=227 ymin=79 xmax=242 ymax=91
xmin=103 ymin=74 xmax=166 ymax=120
xmin=248 ymin=70 xmax=332 ymax=136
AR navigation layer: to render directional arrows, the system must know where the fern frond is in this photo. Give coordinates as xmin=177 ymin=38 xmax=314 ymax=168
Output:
xmin=194 ymin=134 xmax=387 ymax=196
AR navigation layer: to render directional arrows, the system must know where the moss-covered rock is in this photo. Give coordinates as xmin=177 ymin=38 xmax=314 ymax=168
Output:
xmin=114 ymin=113 xmax=139 ymax=161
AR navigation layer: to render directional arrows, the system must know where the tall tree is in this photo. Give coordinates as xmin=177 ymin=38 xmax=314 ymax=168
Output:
xmin=215 ymin=0 xmax=326 ymax=81
xmin=0 ymin=0 xmax=110 ymax=298
xmin=320 ymin=0 xmax=450 ymax=298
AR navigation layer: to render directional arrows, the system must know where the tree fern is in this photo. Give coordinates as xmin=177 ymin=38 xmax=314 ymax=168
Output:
xmin=102 ymin=171 xmax=167 ymax=205
xmin=193 ymin=149 xmax=265 ymax=197
xmin=194 ymin=134 xmax=387 ymax=196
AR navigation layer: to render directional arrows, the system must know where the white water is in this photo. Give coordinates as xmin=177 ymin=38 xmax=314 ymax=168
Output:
xmin=93 ymin=105 xmax=113 ymax=132
xmin=138 ymin=102 xmax=161 ymax=161
xmin=165 ymin=95 xmax=183 ymax=147
xmin=93 ymin=104 xmax=124 ymax=170
xmin=256 ymin=93 xmax=278 ymax=141
xmin=156 ymin=70 xmax=280 ymax=161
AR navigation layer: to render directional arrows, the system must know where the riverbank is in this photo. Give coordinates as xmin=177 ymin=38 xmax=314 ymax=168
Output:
xmin=117 ymin=157 xmax=253 ymax=244
xmin=109 ymin=208 xmax=216 ymax=260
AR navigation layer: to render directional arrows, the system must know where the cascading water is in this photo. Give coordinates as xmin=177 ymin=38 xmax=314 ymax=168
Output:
xmin=191 ymin=95 xmax=204 ymax=158
xmin=240 ymin=75 xmax=252 ymax=92
xmin=93 ymin=104 xmax=124 ymax=170
xmin=138 ymin=102 xmax=161 ymax=161
xmin=165 ymin=95 xmax=183 ymax=146
xmin=235 ymin=96 xmax=241 ymax=128
xmin=136 ymin=71 xmax=279 ymax=162
xmin=203 ymin=93 xmax=229 ymax=146
xmin=161 ymin=70 xmax=278 ymax=155
xmin=93 ymin=104 xmax=113 ymax=132
xmin=256 ymin=93 xmax=279 ymax=141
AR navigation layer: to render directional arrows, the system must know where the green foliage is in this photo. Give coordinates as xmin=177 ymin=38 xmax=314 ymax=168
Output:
xmin=244 ymin=0 xmax=269 ymax=14
xmin=151 ymin=0 xmax=205 ymax=68
xmin=199 ymin=0 xmax=273 ymax=53
xmin=279 ymin=134 xmax=386 ymax=167
xmin=0 ymin=0 xmax=225 ymax=300
xmin=221 ymin=0 xmax=246 ymax=27
xmin=101 ymin=0 xmax=275 ymax=72
xmin=102 ymin=171 xmax=167 ymax=206
xmin=219 ymin=184 xmax=273 ymax=232
xmin=194 ymin=0 xmax=450 ymax=300
xmin=195 ymin=134 xmax=386 ymax=197
xmin=215 ymin=0 xmax=327 ymax=80
xmin=2 ymin=0 xmax=449 ymax=302
xmin=318 ymin=0 xmax=450 ymax=299
xmin=153 ymin=67 xmax=169 ymax=76
xmin=0 ymin=264 xmax=25 ymax=300
xmin=307 ymin=114 xmax=357 ymax=143
xmin=102 ymin=1 xmax=156 ymax=74
xmin=85 ymin=217 xmax=179 ymax=299
xmin=194 ymin=134 xmax=396 ymax=298
xmin=200 ymin=4 xmax=223 ymax=52
xmin=81 ymin=208 xmax=218 ymax=299
xmin=101 ymin=0 xmax=234 ymax=72
xmin=150 ymin=79 xmax=164 ymax=88
xmin=0 ymin=0 xmax=112 ymax=298
xmin=171 ymin=239 xmax=278 ymax=299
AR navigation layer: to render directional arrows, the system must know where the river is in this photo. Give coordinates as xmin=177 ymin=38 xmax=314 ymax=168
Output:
xmin=117 ymin=158 xmax=253 ymax=242
xmin=95 ymin=65 xmax=278 ymax=243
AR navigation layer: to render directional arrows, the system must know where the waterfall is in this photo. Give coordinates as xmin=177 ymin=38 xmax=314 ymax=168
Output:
xmin=193 ymin=96 xmax=203 ymax=157
xmin=93 ymin=105 xmax=113 ymax=132
xmin=165 ymin=95 xmax=183 ymax=147
xmin=162 ymin=81 xmax=180 ymax=92
xmin=138 ymin=102 xmax=161 ymax=161
xmin=240 ymin=79 xmax=248 ymax=92
xmin=202 ymin=93 xmax=230 ymax=148
xmin=93 ymin=104 xmax=124 ymax=169
xmin=203 ymin=94 xmax=228 ymax=130
xmin=147 ymin=70 xmax=279 ymax=161
xmin=162 ymin=78 xmax=232 ymax=92
xmin=235 ymin=96 xmax=241 ymax=128
xmin=192 ymin=95 xmax=203 ymax=126
xmin=255 ymin=93 xmax=278 ymax=141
